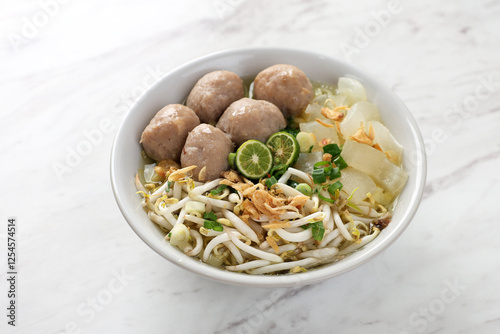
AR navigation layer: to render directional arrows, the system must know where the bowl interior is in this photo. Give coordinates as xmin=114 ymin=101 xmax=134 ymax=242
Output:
xmin=110 ymin=48 xmax=426 ymax=287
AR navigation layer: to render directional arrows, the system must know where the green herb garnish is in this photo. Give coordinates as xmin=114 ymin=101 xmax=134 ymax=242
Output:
xmin=265 ymin=176 xmax=278 ymax=189
xmin=203 ymin=212 xmax=218 ymax=221
xmin=203 ymin=212 xmax=223 ymax=231
xmin=328 ymin=181 xmax=343 ymax=195
xmin=318 ymin=191 xmax=335 ymax=203
xmin=269 ymin=164 xmax=288 ymax=178
xmin=312 ymin=169 xmax=327 ymax=184
xmin=333 ymin=155 xmax=348 ymax=170
xmin=283 ymin=127 xmax=300 ymax=137
xmin=203 ymin=220 xmax=223 ymax=232
xmin=322 ymin=143 xmax=341 ymax=157
xmin=300 ymin=221 xmax=325 ymax=241
xmin=210 ymin=184 xmax=228 ymax=196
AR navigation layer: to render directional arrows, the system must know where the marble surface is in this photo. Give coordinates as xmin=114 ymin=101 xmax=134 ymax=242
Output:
xmin=1 ymin=0 xmax=500 ymax=333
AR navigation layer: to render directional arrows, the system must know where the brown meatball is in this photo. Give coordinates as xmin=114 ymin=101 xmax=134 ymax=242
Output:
xmin=186 ymin=70 xmax=245 ymax=124
xmin=253 ymin=64 xmax=313 ymax=118
xmin=216 ymin=98 xmax=286 ymax=146
xmin=141 ymin=104 xmax=200 ymax=161
xmin=181 ymin=124 xmax=234 ymax=181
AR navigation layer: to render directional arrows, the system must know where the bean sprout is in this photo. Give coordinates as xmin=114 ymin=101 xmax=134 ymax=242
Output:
xmin=337 ymin=228 xmax=380 ymax=255
xmin=297 ymin=247 xmax=339 ymax=260
xmin=278 ymin=167 xmax=313 ymax=186
xmin=225 ymin=229 xmax=283 ymax=263
xmin=226 ymin=260 xmax=271 ymax=271
xmin=333 ymin=209 xmax=354 ymax=241
xmin=185 ymin=229 xmax=203 ymax=257
xmin=222 ymin=209 xmax=260 ymax=244
xmin=275 ymin=228 xmax=313 ymax=242
xmin=248 ymin=258 xmax=319 ymax=275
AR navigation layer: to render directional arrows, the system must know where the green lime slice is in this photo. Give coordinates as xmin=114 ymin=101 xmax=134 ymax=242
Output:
xmin=265 ymin=131 xmax=300 ymax=167
xmin=235 ymin=140 xmax=273 ymax=179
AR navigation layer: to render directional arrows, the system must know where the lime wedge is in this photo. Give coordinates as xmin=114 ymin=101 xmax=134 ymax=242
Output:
xmin=228 ymin=153 xmax=236 ymax=169
xmin=235 ymin=140 xmax=273 ymax=179
xmin=266 ymin=132 xmax=300 ymax=167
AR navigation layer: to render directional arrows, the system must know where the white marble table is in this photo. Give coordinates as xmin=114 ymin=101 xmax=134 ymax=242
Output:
xmin=2 ymin=0 xmax=500 ymax=333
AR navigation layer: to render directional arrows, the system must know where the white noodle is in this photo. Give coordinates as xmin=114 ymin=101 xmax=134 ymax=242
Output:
xmin=225 ymin=229 xmax=283 ymax=263
xmin=222 ymin=209 xmax=260 ymax=244
xmin=283 ymin=227 xmax=304 ymax=233
xmin=324 ymin=205 xmax=334 ymax=230
xmin=259 ymin=240 xmax=270 ymax=249
xmin=226 ymin=260 xmax=271 ymax=271
xmin=298 ymin=247 xmax=339 ymax=260
xmin=192 ymin=195 xmax=235 ymax=210
xmin=174 ymin=208 xmax=186 ymax=226
xmin=184 ymin=214 xmax=205 ymax=225
xmin=148 ymin=212 xmax=173 ymax=230
xmin=150 ymin=180 xmax=172 ymax=202
xmin=190 ymin=178 xmax=223 ymax=196
xmin=331 ymin=234 xmax=344 ymax=247
xmin=202 ymin=231 xmax=243 ymax=262
xmin=199 ymin=227 xmax=224 ymax=237
xmin=333 ymin=209 xmax=354 ymax=241
xmin=159 ymin=210 xmax=177 ymax=226
xmin=288 ymin=212 xmax=325 ymax=227
xmin=262 ymin=243 xmax=298 ymax=254
xmin=318 ymin=229 xmax=341 ymax=248
xmin=348 ymin=205 xmax=381 ymax=218
xmin=228 ymin=193 xmax=240 ymax=203
xmin=173 ymin=181 xmax=182 ymax=200
xmin=252 ymin=211 xmax=302 ymax=222
xmin=223 ymin=241 xmax=244 ymax=264
xmin=337 ymin=228 xmax=380 ymax=255
xmin=248 ymin=258 xmax=319 ymax=275
xmin=216 ymin=188 xmax=231 ymax=200
xmin=274 ymin=183 xmax=303 ymax=197
xmin=306 ymin=194 xmax=319 ymax=213
xmin=348 ymin=213 xmax=374 ymax=224
xmin=275 ymin=228 xmax=313 ymax=242
xmin=278 ymin=167 xmax=313 ymax=186
xmin=185 ymin=229 xmax=203 ymax=256
xmin=161 ymin=197 xmax=190 ymax=214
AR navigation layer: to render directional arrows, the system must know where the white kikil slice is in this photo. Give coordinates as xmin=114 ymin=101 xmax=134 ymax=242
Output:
xmin=369 ymin=121 xmax=404 ymax=165
xmin=304 ymin=95 xmax=349 ymax=122
xmin=372 ymin=187 xmax=394 ymax=206
xmin=303 ymin=103 xmax=325 ymax=122
xmin=312 ymin=94 xmax=348 ymax=108
xmin=341 ymin=140 xmax=408 ymax=195
xmin=294 ymin=151 xmax=324 ymax=175
xmin=337 ymin=77 xmax=367 ymax=106
xmin=299 ymin=120 xmax=340 ymax=149
xmin=338 ymin=167 xmax=378 ymax=204
xmin=340 ymin=102 xmax=381 ymax=139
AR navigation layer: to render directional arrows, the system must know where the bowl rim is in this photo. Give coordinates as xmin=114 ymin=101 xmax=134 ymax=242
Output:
xmin=110 ymin=47 xmax=427 ymax=287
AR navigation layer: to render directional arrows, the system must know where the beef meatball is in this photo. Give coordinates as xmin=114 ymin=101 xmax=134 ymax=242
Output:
xmin=216 ymin=98 xmax=286 ymax=146
xmin=186 ymin=70 xmax=245 ymax=124
xmin=253 ymin=64 xmax=313 ymax=118
xmin=181 ymin=124 xmax=234 ymax=181
xmin=141 ymin=104 xmax=200 ymax=161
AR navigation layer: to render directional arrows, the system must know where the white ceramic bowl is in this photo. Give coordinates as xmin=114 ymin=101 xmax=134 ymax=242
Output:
xmin=110 ymin=47 xmax=426 ymax=287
